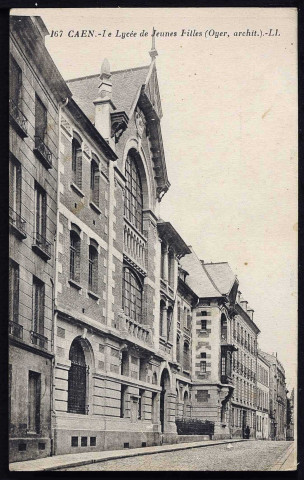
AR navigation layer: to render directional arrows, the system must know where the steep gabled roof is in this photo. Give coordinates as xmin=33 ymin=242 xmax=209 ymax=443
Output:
xmin=202 ymin=262 xmax=237 ymax=296
xmin=66 ymin=65 xmax=150 ymax=125
xmin=180 ymin=249 xmax=222 ymax=298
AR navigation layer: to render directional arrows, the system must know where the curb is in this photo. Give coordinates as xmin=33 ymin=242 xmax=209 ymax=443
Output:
xmin=10 ymin=439 xmax=247 ymax=472
xmin=267 ymin=442 xmax=296 ymax=471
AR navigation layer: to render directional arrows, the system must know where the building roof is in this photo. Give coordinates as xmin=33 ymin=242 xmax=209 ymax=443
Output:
xmin=202 ymin=262 xmax=237 ymax=295
xmin=157 ymin=221 xmax=191 ymax=258
xmin=259 ymin=350 xmax=286 ymax=375
xmin=180 ymin=249 xmax=222 ymax=298
xmin=66 ymin=65 xmax=150 ymax=124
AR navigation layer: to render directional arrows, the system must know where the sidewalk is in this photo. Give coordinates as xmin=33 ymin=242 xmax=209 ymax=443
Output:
xmin=268 ymin=442 xmax=297 ymax=471
xmin=10 ymin=438 xmax=247 ymax=471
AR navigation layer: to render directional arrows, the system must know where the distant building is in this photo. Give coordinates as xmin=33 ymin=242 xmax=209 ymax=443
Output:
xmin=256 ymin=353 xmax=270 ymax=439
xmin=9 ymin=16 xmax=71 ymax=462
xmin=286 ymin=388 xmax=294 ymax=441
xmin=259 ymin=351 xmax=287 ymax=440
xmin=180 ymin=253 xmax=260 ymax=439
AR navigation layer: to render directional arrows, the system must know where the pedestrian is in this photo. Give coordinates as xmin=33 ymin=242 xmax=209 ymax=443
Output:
xmin=245 ymin=425 xmax=250 ymax=439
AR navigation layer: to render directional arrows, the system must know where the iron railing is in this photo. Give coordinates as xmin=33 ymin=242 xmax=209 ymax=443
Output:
xmin=9 ymin=98 xmax=28 ymax=137
xmin=34 ymin=136 xmax=52 ymax=169
xmin=33 ymin=232 xmax=51 ymax=259
xmin=9 ymin=321 xmax=23 ymax=340
xmin=175 ymin=418 xmax=214 ymax=437
xmin=30 ymin=330 xmax=48 ymax=349
xmin=9 ymin=206 xmax=27 ymax=238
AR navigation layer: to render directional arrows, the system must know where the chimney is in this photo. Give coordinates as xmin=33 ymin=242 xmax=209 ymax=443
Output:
xmin=247 ymin=307 xmax=254 ymax=321
xmin=93 ymin=59 xmax=116 ymax=149
xmin=240 ymin=299 xmax=248 ymax=311
xmin=237 ymin=291 xmax=242 ymax=303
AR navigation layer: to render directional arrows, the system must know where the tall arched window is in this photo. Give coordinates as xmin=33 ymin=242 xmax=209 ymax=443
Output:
xmin=70 ymin=230 xmax=80 ymax=282
xmin=88 ymin=244 xmax=98 ymax=292
xmin=68 ymin=339 xmax=87 ymax=414
xmin=176 ymin=335 xmax=181 ymax=364
xmin=183 ymin=341 xmax=190 ymax=371
xmin=72 ymin=136 xmax=82 ymax=189
xmin=90 ymin=158 xmax=100 ymax=206
xmin=221 ymin=314 xmax=227 ymax=340
xmin=122 ymin=267 xmax=142 ymax=323
xmin=159 ymin=300 xmax=166 ymax=336
xmin=124 ymin=153 xmax=143 ymax=232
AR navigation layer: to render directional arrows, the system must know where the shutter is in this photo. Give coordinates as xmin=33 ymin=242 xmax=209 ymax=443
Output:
xmin=35 ymin=375 xmax=41 ymax=432
xmin=33 ymin=281 xmax=39 ymax=332
xmin=38 ymin=283 xmax=45 ymax=335
xmin=36 ymin=189 xmax=41 ymax=236
xmin=10 ymin=59 xmax=21 ymax=105
xmin=9 ymin=264 xmax=13 ymax=322
xmin=42 ymin=191 xmax=47 ymax=238
xmin=35 ymin=97 xmax=47 ymax=140
xmin=9 ymin=162 xmax=15 ymax=210
xmin=94 ymin=172 xmax=100 ymax=205
xmin=13 ymin=265 xmax=19 ymax=323
xmin=76 ymin=150 xmax=82 ymax=189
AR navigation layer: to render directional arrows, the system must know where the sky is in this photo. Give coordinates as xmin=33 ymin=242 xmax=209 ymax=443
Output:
xmin=13 ymin=8 xmax=298 ymax=390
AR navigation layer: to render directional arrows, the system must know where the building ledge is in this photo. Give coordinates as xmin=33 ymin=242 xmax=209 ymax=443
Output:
xmin=69 ymin=279 xmax=82 ymax=290
xmin=88 ymin=290 xmax=99 ymax=301
xmin=71 ymin=183 xmax=85 ymax=198
xmin=89 ymin=201 xmax=102 ymax=215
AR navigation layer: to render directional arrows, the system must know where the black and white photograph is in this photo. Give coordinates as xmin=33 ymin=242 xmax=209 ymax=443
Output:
xmin=9 ymin=7 xmax=297 ymax=471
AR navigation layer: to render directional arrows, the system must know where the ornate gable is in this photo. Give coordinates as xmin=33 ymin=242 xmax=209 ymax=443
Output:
xmin=138 ymin=64 xmax=169 ymax=200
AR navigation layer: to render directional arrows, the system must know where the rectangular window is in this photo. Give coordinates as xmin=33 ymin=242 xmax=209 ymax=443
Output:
xmin=35 ymin=95 xmax=47 ymax=142
xmin=10 ymin=56 xmax=22 ymax=106
xmin=201 ymin=320 xmax=207 ymax=330
xmin=9 ymin=260 xmax=19 ymax=324
xmin=28 ymin=371 xmax=41 ymax=433
xmin=200 ymin=361 xmax=206 ymax=373
xmin=138 ymin=389 xmax=144 ymax=420
xmin=221 ymin=356 xmax=226 ymax=376
xmin=9 ymin=157 xmax=21 ymax=215
xmin=120 ymin=384 xmax=127 ymax=418
xmin=33 ymin=277 xmax=45 ymax=335
xmin=196 ymin=390 xmax=209 ymax=403
xmin=72 ymin=139 xmax=82 ymax=189
xmin=90 ymin=160 xmax=100 ymax=206
xmin=35 ymin=183 xmax=47 ymax=240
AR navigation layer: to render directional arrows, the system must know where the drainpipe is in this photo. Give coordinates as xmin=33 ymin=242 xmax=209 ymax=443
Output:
xmin=50 ymin=97 xmax=69 ymax=456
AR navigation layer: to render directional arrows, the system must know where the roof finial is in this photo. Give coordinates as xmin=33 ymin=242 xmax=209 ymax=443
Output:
xmin=149 ymin=32 xmax=158 ymax=60
xmin=100 ymin=58 xmax=111 ymax=79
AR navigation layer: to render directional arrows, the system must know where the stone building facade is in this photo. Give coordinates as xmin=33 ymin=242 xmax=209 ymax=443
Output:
xmin=256 ymin=353 xmax=270 ymax=439
xmin=179 ymin=253 xmax=260 ymax=439
xmin=9 ymin=16 xmax=71 ymax=462
xmin=9 ymin=15 xmax=291 ymax=461
xmin=259 ymin=351 xmax=287 ymax=440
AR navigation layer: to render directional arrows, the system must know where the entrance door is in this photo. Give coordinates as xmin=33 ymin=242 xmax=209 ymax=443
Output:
xmin=160 ymin=389 xmax=165 ymax=432
xmin=242 ymin=410 xmax=247 ymax=438
xmin=68 ymin=339 xmax=87 ymax=414
xmin=160 ymin=369 xmax=170 ymax=433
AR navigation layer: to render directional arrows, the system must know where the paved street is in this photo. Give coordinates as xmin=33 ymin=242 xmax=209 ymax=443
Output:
xmin=62 ymin=441 xmax=295 ymax=471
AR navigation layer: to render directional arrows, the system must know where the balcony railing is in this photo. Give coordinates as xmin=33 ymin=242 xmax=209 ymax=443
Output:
xmin=32 ymin=232 xmax=51 ymax=260
xmin=30 ymin=330 xmax=48 ymax=349
xmin=33 ymin=136 xmax=53 ymax=169
xmin=119 ymin=314 xmax=152 ymax=345
xmin=9 ymin=98 xmax=28 ymax=138
xmin=221 ymin=374 xmax=233 ymax=385
xmin=123 ymin=222 xmax=146 ymax=272
xmin=9 ymin=321 xmax=23 ymax=340
xmin=9 ymin=207 xmax=27 ymax=239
